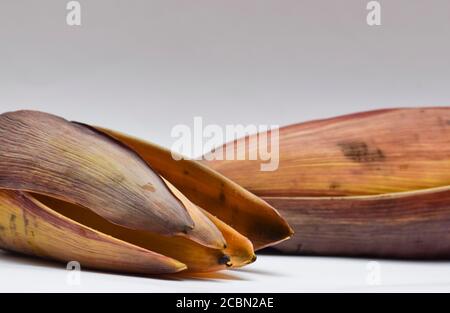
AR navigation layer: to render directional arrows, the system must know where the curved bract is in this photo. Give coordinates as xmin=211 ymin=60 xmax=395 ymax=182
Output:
xmin=203 ymin=107 xmax=450 ymax=196
xmin=0 ymin=110 xmax=192 ymax=235
xmin=203 ymin=107 xmax=450 ymax=258
xmin=0 ymin=110 xmax=291 ymax=274
xmin=0 ymin=190 xmax=185 ymax=275
xmin=267 ymin=186 xmax=450 ymax=258
xmin=95 ymin=126 xmax=293 ymax=250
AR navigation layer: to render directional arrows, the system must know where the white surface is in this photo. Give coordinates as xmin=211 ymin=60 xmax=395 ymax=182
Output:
xmin=1 ymin=250 xmax=450 ymax=293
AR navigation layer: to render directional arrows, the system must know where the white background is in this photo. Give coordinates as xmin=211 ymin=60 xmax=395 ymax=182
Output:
xmin=1 ymin=1 xmax=450 ymax=292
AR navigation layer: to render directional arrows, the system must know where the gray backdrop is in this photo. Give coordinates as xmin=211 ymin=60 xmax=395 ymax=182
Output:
xmin=1 ymin=0 xmax=449 ymax=147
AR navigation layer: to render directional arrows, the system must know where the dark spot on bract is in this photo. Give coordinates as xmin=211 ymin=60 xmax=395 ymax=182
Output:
xmin=219 ymin=191 xmax=226 ymax=203
xmin=9 ymin=214 xmax=17 ymax=233
xmin=182 ymin=223 xmax=194 ymax=234
xmin=329 ymin=182 xmax=340 ymax=190
xmin=0 ymin=226 xmax=4 ymax=244
xmin=218 ymin=255 xmax=232 ymax=267
xmin=142 ymin=183 xmax=155 ymax=192
xmin=375 ymin=148 xmax=385 ymax=159
xmin=23 ymin=213 xmax=29 ymax=235
xmin=338 ymin=141 xmax=385 ymax=163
